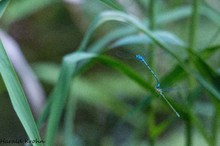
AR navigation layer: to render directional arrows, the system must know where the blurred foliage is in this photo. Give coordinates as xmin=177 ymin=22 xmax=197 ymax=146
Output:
xmin=0 ymin=0 xmax=220 ymax=146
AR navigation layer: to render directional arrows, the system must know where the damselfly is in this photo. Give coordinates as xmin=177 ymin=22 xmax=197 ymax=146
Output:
xmin=135 ymin=54 xmax=180 ymax=117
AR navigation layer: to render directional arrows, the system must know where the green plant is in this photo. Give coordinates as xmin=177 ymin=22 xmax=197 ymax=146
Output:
xmin=0 ymin=0 xmax=219 ymax=146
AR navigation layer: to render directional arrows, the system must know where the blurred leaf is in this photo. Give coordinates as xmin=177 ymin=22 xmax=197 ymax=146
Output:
xmin=152 ymin=117 xmax=174 ymax=138
xmin=161 ymin=65 xmax=186 ymax=88
xmin=2 ymin=0 xmax=58 ymax=24
xmin=0 ymin=75 xmax=6 ymax=91
xmin=111 ymin=31 xmax=185 ymax=48
xmin=156 ymin=5 xmax=220 ymax=26
xmin=161 ymin=44 xmax=220 ymax=88
xmin=34 ymin=62 xmax=148 ymax=128
xmin=157 ymin=5 xmax=191 ymax=24
xmin=189 ymin=50 xmax=218 ymax=88
xmin=93 ymin=11 xmax=220 ymax=101
xmin=200 ymin=5 xmax=220 ymax=26
xmin=0 ymin=0 xmax=10 ymax=19
xmin=89 ymin=26 xmax=138 ymax=53
xmin=99 ymin=0 xmax=124 ymax=11
xmin=36 ymin=25 xmax=139 ymax=127
xmin=77 ymin=11 xmax=147 ymax=52
xmin=0 ymin=41 xmax=42 ymax=145
xmin=190 ymin=112 xmax=213 ymax=145
xmin=200 ymin=45 xmax=220 ymax=58
xmin=64 ymin=95 xmax=77 ymax=146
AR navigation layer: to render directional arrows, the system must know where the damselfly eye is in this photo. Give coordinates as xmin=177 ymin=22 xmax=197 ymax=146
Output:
xmin=135 ymin=54 xmax=144 ymax=62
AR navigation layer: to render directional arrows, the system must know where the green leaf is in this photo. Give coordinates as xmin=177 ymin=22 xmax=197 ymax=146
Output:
xmin=190 ymin=112 xmax=213 ymax=145
xmin=36 ymin=26 xmax=138 ymax=127
xmin=189 ymin=50 xmax=218 ymax=87
xmin=99 ymin=0 xmax=125 ymax=11
xmin=156 ymin=5 xmax=191 ymax=24
xmin=200 ymin=5 xmax=220 ymax=26
xmin=44 ymin=10 xmax=220 ymax=145
xmin=0 ymin=0 xmax=10 ymax=19
xmin=152 ymin=117 xmax=174 ymax=138
xmin=33 ymin=62 xmax=148 ymax=127
xmin=86 ymin=11 xmax=220 ymax=101
xmin=0 ymin=41 xmax=43 ymax=146
xmin=111 ymin=31 xmax=185 ymax=48
xmin=64 ymin=96 xmax=77 ymax=146
xmin=155 ymin=5 xmax=220 ymax=26
xmin=2 ymin=0 xmax=58 ymax=24
xmin=44 ymin=52 xmax=157 ymax=146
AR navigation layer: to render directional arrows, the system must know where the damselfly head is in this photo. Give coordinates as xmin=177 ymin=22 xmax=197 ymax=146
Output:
xmin=135 ymin=54 xmax=144 ymax=62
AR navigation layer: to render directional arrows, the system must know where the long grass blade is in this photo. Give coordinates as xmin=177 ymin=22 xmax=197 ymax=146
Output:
xmin=0 ymin=41 xmax=43 ymax=146
xmin=99 ymin=0 xmax=125 ymax=11
xmin=45 ymin=52 xmax=157 ymax=146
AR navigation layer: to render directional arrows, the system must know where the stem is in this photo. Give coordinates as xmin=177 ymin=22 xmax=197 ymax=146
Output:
xmin=211 ymin=105 xmax=219 ymax=146
xmin=64 ymin=97 xmax=76 ymax=146
xmin=149 ymin=0 xmax=156 ymax=30
xmin=186 ymin=1 xmax=199 ymax=145
xmin=148 ymin=1 xmax=156 ymax=146
xmin=206 ymin=27 xmax=220 ymax=47
xmin=189 ymin=0 xmax=199 ymax=50
xmin=185 ymin=117 xmax=192 ymax=146
xmin=148 ymin=107 xmax=155 ymax=146
xmin=148 ymin=0 xmax=156 ymax=67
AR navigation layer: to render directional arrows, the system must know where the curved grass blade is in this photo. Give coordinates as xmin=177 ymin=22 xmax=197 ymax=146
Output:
xmin=82 ymin=11 xmax=220 ymax=101
xmin=200 ymin=5 xmax=220 ymax=26
xmin=189 ymin=50 xmax=219 ymax=87
xmin=34 ymin=62 xmax=158 ymax=136
xmin=37 ymin=26 xmax=138 ymax=127
xmin=77 ymin=11 xmax=147 ymax=51
xmin=111 ymin=31 xmax=185 ymax=48
xmin=45 ymin=11 xmax=220 ymax=145
xmin=64 ymin=95 xmax=77 ymax=146
xmin=0 ymin=41 xmax=43 ymax=146
xmin=99 ymin=0 xmax=125 ymax=11
xmin=156 ymin=5 xmax=220 ymax=26
xmin=45 ymin=52 xmax=157 ymax=146
xmin=160 ymin=45 xmax=220 ymax=88
xmin=156 ymin=5 xmax=191 ymax=25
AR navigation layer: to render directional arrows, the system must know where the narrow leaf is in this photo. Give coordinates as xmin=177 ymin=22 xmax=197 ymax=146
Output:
xmin=0 ymin=0 xmax=10 ymax=19
xmin=0 ymin=41 xmax=43 ymax=146
xmin=99 ymin=0 xmax=124 ymax=11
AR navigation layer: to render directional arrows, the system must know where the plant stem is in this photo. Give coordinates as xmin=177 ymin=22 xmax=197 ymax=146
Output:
xmin=148 ymin=107 xmax=155 ymax=146
xmin=186 ymin=1 xmax=199 ymax=145
xmin=148 ymin=1 xmax=156 ymax=145
xmin=185 ymin=117 xmax=192 ymax=146
xmin=211 ymin=105 xmax=219 ymax=146
xmin=189 ymin=0 xmax=199 ymax=50
xmin=148 ymin=0 xmax=156 ymax=67
xmin=149 ymin=0 xmax=156 ymax=30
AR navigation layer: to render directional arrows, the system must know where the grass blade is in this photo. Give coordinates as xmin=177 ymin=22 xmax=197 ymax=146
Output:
xmin=0 ymin=41 xmax=43 ymax=146
xmin=99 ymin=0 xmax=124 ymax=11
xmin=111 ymin=31 xmax=186 ymax=48
xmin=2 ymin=0 xmax=58 ymax=25
xmin=0 ymin=0 xmax=10 ymax=18
xmin=45 ymin=52 xmax=158 ymax=146
xmin=83 ymin=11 xmax=220 ymax=101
